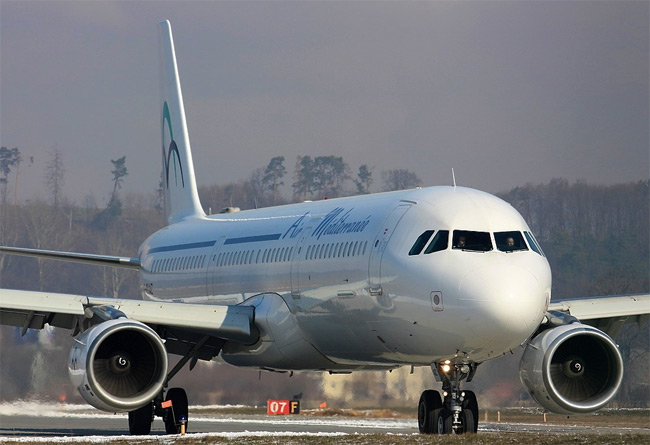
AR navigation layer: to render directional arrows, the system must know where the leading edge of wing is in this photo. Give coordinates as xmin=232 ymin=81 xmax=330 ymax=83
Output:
xmin=0 ymin=246 xmax=140 ymax=270
xmin=548 ymin=293 xmax=650 ymax=321
xmin=0 ymin=289 xmax=256 ymax=344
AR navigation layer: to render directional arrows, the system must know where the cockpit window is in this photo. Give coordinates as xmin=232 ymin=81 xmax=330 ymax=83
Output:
xmin=424 ymin=230 xmax=449 ymax=254
xmin=409 ymin=230 xmax=434 ymax=256
xmin=524 ymin=231 xmax=545 ymax=257
xmin=452 ymin=230 xmax=492 ymax=252
xmin=495 ymin=231 xmax=528 ymax=252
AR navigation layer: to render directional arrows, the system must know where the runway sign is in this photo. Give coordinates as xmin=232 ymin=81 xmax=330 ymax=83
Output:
xmin=267 ymin=399 xmax=300 ymax=415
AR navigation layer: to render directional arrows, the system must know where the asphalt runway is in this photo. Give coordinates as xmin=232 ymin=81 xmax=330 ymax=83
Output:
xmin=1 ymin=409 xmax=649 ymax=440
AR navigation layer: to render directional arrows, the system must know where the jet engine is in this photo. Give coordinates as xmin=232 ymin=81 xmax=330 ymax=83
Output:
xmin=519 ymin=323 xmax=623 ymax=414
xmin=68 ymin=318 xmax=168 ymax=412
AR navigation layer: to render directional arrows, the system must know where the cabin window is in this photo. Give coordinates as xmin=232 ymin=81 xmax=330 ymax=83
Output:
xmin=409 ymin=230 xmax=434 ymax=255
xmin=524 ymin=231 xmax=545 ymax=256
xmin=424 ymin=230 xmax=449 ymax=254
xmin=495 ymin=231 xmax=528 ymax=252
xmin=452 ymin=230 xmax=492 ymax=252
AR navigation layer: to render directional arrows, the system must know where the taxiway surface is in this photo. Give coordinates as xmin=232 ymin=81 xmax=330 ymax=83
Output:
xmin=1 ymin=411 xmax=649 ymax=439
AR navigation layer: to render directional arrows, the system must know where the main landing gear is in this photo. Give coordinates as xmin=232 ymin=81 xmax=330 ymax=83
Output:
xmin=127 ymin=387 xmax=189 ymax=435
xmin=418 ymin=361 xmax=479 ymax=434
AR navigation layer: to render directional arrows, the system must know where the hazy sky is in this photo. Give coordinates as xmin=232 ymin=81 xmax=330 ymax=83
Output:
xmin=1 ymin=1 xmax=648 ymax=205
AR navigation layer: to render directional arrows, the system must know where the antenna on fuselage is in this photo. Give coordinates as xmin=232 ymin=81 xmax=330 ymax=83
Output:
xmin=451 ymin=168 xmax=457 ymax=188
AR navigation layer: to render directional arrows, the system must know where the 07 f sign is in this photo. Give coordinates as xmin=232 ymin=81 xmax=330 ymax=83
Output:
xmin=267 ymin=399 xmax=300 ymax=415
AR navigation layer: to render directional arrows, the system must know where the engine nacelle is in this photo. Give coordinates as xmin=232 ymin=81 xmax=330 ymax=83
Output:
xmin=68 ymin=318 xmax=168 ymax=412
xmin=519 ymin=323 xmax=623 ymax=414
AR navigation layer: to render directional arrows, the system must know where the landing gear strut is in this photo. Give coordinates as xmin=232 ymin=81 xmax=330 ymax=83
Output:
xmin=418 ymin=361 xmax=479 ymax=434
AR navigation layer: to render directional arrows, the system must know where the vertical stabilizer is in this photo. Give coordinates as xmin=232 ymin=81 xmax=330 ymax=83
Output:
xmin=159 ymin=20 xmax=204 ymax=224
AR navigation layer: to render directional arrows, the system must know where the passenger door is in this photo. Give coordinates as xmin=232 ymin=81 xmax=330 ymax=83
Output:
xmin=368 ymin=204 xmax=410 ymax=296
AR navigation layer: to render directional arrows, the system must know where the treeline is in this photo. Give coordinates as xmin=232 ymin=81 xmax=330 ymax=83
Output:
xmin=197 ymin=155 xmax=422 ymax=213
xmin=0 ymin=176 xmax=648 ymax=407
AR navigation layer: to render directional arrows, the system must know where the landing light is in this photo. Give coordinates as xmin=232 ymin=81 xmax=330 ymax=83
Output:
xmin=441 ymin=363 xmax=452 ymax=373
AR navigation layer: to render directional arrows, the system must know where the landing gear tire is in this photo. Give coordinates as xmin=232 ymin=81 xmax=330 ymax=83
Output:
xmin=459 ymin=408 xmax=476 ymax=434
xmin=128 ymin=401 xmax=153 ymax=435
xmin=438 ymin=409 xmax=453 ymax=434
xmin=418 ymin=390 xmax=442 ymax=434
xmin=164 ymin=387 xmax=189 ymax=434
xmin=462 ymin=390 xmax=478 ymax=433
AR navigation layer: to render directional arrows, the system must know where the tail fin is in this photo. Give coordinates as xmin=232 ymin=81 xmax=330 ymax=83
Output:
xmin=158 ymin=20 xmax=204 ymax=224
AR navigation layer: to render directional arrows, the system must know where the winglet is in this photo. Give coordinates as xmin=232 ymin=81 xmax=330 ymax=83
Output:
xmin=158 ymin=20 xmax=204 ymax=224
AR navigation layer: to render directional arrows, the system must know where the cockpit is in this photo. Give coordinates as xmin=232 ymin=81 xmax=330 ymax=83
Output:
xmin=408 ymin=229 xmax=544 ymax=256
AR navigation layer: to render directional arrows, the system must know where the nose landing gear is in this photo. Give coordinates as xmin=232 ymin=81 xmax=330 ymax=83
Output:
xmin=418 ymin=361 xmax=479 ymax=434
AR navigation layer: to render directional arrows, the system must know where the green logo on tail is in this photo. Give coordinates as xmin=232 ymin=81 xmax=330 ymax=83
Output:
xmin=162 ymin=101 xmax=185 ymax=188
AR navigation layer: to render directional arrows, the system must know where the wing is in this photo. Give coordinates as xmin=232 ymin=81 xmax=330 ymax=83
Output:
xmin=0 ymin=289 xmax=257 ymax=359
xmin=548 ymin=293 xmax=650 ymax=338
xmin=0 ymin=246 xmax=140 ymax=269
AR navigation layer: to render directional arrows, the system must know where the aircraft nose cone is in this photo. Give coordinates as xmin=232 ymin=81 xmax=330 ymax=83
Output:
xmin=459 ymin=264 xmax=546 ymax=349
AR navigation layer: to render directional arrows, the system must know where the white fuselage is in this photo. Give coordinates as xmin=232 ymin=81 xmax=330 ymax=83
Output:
xmin=139 ymin=186 xmax=551 ymax=370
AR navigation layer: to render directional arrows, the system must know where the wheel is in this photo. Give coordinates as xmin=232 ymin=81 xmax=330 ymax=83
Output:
xmin=462 ymin=390 xmax=479 ymax=433
xmin=437 ymin=409 xmax=453 ymax=434
xmin=417 ymin=390 xmax=442 ymax=434
xmin=164 ymin=387 xmax=189 ymax=434
xmin=128 ymin=401 xmax=153 ymax=435
xmin=460 ymin=408 xmax=476 ymax=434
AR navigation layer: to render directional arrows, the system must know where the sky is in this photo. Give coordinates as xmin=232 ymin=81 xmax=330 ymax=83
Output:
xmin=1 ymin=0 xmax=648 ymax=205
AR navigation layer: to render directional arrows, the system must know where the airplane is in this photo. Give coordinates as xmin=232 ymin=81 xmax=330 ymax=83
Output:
xmin=1 ymin=20 xmax=648 ymax=436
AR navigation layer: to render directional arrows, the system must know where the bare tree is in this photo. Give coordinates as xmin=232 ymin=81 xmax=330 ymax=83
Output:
xmin=43 ymin=147 xmax=65 ymax=209
xmin=381 ymin=169 xmax=422 ymax=191
xmin=0 ymin=146 xmax=21 ymax=205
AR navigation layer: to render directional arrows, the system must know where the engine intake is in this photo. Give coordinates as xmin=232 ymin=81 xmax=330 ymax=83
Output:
xmin=519 ymin=323 xmax=623 ymax=414
xmin=68 ymin=318 xmax=168 ymax=412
